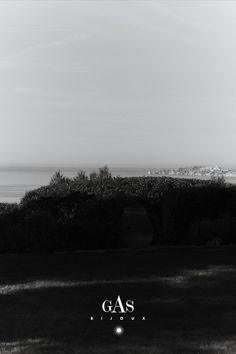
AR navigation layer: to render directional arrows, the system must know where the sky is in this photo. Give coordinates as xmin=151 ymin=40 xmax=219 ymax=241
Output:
xmin=0 ymin=0 xmax=236 ymax=168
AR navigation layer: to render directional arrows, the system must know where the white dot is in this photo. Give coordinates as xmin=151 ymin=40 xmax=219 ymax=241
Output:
xmin=114 ymin=325 xmax=124 ymax=336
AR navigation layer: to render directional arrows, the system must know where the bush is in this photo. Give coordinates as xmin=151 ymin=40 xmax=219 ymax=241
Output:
xmin=75 ymin=219 xmax=118 ymax=250
xmin=2 ymin=173 xmax=236 ymax=252
xmin=24 ymin=210 xmax=57 ymax=251
xmin=185 ymin=215 xmax=236 ymax=245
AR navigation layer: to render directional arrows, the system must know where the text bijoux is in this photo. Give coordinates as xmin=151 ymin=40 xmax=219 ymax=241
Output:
xmin=90 ymin=295 xmax=146 ymax=321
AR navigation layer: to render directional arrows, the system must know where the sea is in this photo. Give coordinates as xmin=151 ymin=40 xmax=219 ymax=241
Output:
xmin=1 ymin=167 xmax=236 ymax=204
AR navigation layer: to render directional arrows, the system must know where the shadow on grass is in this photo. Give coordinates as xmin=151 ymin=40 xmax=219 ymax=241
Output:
xmin=0 ymin=248 xmax=236 ymax=353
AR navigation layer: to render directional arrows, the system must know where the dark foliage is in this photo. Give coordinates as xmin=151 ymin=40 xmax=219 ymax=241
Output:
xmin=0 ymin=169 xmax=236 ymax=252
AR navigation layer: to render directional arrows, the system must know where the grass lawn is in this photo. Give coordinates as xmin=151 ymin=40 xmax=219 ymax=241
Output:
xmin=0 ymin=247 xmax=236 ymax=353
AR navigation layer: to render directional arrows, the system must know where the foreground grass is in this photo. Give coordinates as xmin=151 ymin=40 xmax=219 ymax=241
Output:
xmin=0 ymin=247 xmax=236 ymax=353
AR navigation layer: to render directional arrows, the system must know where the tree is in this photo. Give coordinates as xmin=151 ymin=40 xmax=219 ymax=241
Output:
xmin=89 ymin=166 xmax=112 ymax=181
xmin=74 ymin=170 xmax=88 ymax=182
xmin=210 ymin=174 xmax=226 ymax=186
xmin=50 ymin=170 xmax=68 ymax=185
xmin=98 ymin=166 xmax=112 ymax=180
xmin=89 ymin=171 xmax=99 ymax=181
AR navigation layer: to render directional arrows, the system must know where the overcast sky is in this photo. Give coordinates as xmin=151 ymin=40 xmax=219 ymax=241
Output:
xmin=0 ymin=0 xmax=236 ymax=168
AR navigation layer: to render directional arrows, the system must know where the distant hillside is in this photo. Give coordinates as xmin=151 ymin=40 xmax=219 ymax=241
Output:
xmin=148 ymin=166 xmax=236 ymax=178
